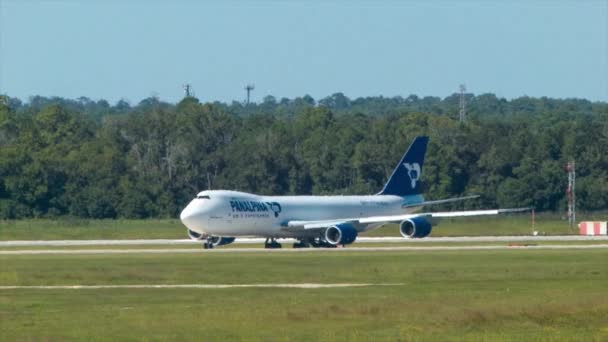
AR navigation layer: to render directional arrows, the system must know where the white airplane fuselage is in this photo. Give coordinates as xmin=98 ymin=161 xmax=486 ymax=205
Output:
xmin=180 ymin=190 xmax=423 ymax=238
xmin=179 ymin=137 xmax=524 ymax=246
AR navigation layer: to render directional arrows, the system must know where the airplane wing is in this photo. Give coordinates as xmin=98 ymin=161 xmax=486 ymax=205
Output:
xmin=359 ymin=207 xmax=530 ymax=224
xmin=284 ymin=207 xmax=531 ymax=231
xmin=401 ymin=195 xmax=479 ymax=208
xmin=285 ymin=219 xmax=360 ymax=230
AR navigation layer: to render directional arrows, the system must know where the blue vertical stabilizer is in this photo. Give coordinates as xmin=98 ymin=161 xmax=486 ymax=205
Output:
xmin=378 ymin=136 xmax=429 ymax=196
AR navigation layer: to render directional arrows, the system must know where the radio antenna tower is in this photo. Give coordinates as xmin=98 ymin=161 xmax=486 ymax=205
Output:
xmin=459 ymin=84 xmax=467 ymax=123
xmin=183 ymin=84 xmax=192 ymax=97
xmin=245 ymin=84 xmax=255 ymax=105
xmin=566 ymin=161 xmax=576 ymax=228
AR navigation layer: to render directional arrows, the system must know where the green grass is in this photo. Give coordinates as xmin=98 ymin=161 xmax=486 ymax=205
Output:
xmin=1 ymin=211 xmax=605 ymax=241
xmin=0 ymin=218 xmax=185 ymax=240
xmin=1 ymin=249 xmax=607 ymax=340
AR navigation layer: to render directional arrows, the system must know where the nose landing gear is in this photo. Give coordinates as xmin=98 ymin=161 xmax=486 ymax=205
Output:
xmin=203 ymin=239 xmax=214 ymax=249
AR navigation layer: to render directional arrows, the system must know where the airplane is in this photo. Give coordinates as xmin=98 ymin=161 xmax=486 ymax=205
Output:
xmin=180 ymin=136 xmax=528 ymax=249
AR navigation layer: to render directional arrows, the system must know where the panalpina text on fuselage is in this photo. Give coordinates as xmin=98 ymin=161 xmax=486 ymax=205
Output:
xmin=229 ymin=200 xmax=282 ymax=218
xmin=230 ymin=200 xmax=269 ymax=212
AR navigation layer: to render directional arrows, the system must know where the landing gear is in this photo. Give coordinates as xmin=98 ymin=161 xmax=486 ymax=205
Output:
xmin=264 ymin=238 xmax=282 ymax=249
xmin=292 ymin=238 xmax=337 ymax=248
xmin=293 ymin=238 xmax=338 ymax=248
xmin=310 ymin=238 xmax=337 ymax=248
xmin=293 ymin=238 xmax=311 ymax=248
xmin=203 ymin=240 xmax=214 ymax=249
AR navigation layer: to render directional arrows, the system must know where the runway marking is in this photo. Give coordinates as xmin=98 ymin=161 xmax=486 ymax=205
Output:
xmin=1 ymin=235 xmax=607 ymax=247
xmin=1 ymin=244 xmax=608 ymax=255
xmin=0 ymin=283 xmax=405 ymax=290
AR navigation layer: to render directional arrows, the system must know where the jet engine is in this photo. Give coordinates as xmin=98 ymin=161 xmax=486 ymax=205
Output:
xmin=208 ymin=236 xmax=236 ymax=246
xmin=324 ymin=223 xmax=358 ymax=245
xmin=399 ymin=217 xmax=432 ymax=238
xmin=187 ymin=229 xmax=206 ymax=240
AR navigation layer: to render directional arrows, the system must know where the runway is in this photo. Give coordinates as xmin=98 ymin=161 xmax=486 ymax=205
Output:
xmin=1 ymin=235 xmax=607 ymax=247
xmin=2 ymin=244 xmax=608 ymax=255
xmin=0 ymin=283 xmax=405 ymax=290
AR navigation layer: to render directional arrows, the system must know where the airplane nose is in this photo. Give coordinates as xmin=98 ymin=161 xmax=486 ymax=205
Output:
xmin=180 ymin=201 xmax=206 ymax=232
xmin=180 ymin=205 xmax=190 ymax=222
xmin=180 ymin=203 xmax=197 ymax=229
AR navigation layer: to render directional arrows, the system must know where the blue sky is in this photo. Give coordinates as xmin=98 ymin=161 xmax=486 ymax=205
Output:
xmin=1 ymin=0 xmax=607 ymax=103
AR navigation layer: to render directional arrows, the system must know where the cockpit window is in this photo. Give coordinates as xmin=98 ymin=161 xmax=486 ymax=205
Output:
xmin=196 ymin=195 xmax=210 ymax=199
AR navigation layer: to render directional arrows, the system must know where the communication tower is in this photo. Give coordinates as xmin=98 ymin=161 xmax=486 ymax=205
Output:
xmin=245 ymin=84 xmax=255 ymax=105
xmin=459 ymin=84 xmax=466 ymax=123
xmin=566 ymin=161 xmax=576 ymax=228
xmin=183 ymin=84 xmax=192 ymax=97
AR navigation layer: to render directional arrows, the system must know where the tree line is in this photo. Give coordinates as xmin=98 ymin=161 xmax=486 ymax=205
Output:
xmin=0 ymin=93 xmax=606 ymax=219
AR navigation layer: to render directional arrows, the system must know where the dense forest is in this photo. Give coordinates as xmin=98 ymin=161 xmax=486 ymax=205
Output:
xmin=0 ymin=93 xmax=607 ymax=219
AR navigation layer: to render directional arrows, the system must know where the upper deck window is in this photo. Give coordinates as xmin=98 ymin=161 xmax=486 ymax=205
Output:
xmin=197 ymin=195 xmax=210 ymax=199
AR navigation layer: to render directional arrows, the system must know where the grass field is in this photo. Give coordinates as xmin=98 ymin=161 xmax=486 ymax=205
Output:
xmin=3 ymin=211 xmax=606 ymax=241
xmin=0 ymin=219 xmax=185 ymax=240
xmin=1 ymin=249 xmax=607 ymax=340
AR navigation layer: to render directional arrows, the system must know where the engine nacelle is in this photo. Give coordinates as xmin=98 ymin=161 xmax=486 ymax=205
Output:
xmin=399 ymin=217 xmax=432 ymax=238
xmin=187 ymin=229 xmax=206 ymax=241
xmin=324 ymin=223 xmax=358 ymax=245
xmin=209 ymin=236 xmax=236 ymax=247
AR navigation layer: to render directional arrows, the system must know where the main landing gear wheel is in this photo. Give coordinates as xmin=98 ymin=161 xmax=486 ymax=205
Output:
xmin=264 ymin=238 xmax=282 ymax=249
xmin=293 ymin=238 xmax=312 ymax=248
xmin=310 ymin=238 xmax=337 ymax=248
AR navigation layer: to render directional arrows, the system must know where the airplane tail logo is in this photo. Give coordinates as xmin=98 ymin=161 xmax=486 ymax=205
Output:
xmin=403 ymin=162 xmax=421 ymax=188
xmin=378 ymin=136 xmax=428 ymax=197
